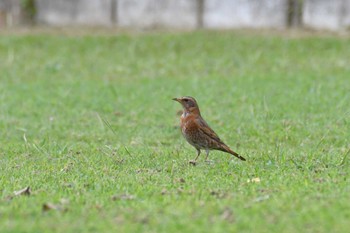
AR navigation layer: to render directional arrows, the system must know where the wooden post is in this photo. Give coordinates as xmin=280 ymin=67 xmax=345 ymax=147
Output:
xmin=197 ymin=0 xmax=204 ymax=28
xmin=287 ymin=0 xmax=302 ymax=27
xmin=111 ymin=0 xmax=118 ymax=26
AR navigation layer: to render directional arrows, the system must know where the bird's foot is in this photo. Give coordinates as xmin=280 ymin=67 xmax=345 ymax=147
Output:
xmin=189 ymin=160 xmax=197 ymax=166
xmin=205 ymin=160 xmax=214 ymax=165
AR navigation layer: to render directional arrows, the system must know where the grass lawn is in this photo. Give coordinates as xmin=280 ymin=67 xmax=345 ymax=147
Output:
xmin=0 ymin=29 xmax=349 ymax=232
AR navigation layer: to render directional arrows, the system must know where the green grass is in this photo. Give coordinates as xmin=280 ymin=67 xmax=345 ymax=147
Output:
xmin=0 ymin=30 xmax=349 ymax=233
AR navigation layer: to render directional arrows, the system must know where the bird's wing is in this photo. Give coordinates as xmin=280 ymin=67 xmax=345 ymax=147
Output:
xmin=195 ymin=117 xmax=224 ymax=144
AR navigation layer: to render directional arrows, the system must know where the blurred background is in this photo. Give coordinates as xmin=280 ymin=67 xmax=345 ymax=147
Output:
xmin=1 ymin=0 xmax=349 ymax=31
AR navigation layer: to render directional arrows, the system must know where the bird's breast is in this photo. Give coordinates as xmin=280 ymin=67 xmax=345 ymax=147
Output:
xmin=180 ymin=114 xmax=204 ymax=144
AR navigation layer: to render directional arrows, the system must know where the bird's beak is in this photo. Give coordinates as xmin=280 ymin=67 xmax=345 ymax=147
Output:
xmin=172 ymin=97 xmax=180 ymax=102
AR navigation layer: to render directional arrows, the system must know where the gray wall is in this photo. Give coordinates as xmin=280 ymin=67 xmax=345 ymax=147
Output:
xmin=203 ymin=0 xmax=288 ymax=28
xmin=303 ymin=0 xmax=350 ymax=30
xmin=36 ymin=0 xmax=113 ymax=26
xmin=118 ymin=0 xmax=199 ymax=29
xmin=1 ymin=0 xmax=350 ymax=30
xmin=0 ymin=0 xmax=21 ymax=27
xmin=35 ymin=0 xmax=291 ymax=28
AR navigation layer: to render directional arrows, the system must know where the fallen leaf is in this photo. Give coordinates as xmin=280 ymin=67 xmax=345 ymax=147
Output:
xmin=59 ymin=198 xmax=70 ymax=205
xmin=62 ymin=182 xmax=74 ymax=188
xmin=5 ymin=195 xmax=14 ymax=201
xmin=111 ymin=194 xmax=135 ymax=201
xmin=42 ymin=203 xmax=59 ymax=212
xmin=175 ymin=178 xmax=185 ymax=183
xmin=114 ymin=111 xmax=122 ymax=116
xmin=253 ymin=195 xmax=270 ymax=203
xmin=136 ymin=215 xmax=149 ymax=224
xmin=94 ymin=204 xmax=103 ymax=210
xmin=42 ymin=202 xmax=68 ymax=212
xmin=209 ymin=190 xmax=227 ymax=199
xmin=221 ymin=207 xmax=235 ymax=223
xmin=247 ymin=177 xmax=261 ymax=183
xmin=161 ymin=189 xmax=167 ymax=195
xmin=14 ymin=186 xmax=31 ymax=196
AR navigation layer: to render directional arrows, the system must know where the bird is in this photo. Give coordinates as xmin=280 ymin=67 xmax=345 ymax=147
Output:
xmin=173 ymin=96 xmax=246 ymax=165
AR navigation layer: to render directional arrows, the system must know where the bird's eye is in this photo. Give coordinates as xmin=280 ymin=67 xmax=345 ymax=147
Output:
xmin=184 ymin=99 xmax=189 ymax=102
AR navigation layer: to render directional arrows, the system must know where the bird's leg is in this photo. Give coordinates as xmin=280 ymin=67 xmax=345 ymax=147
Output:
xmin=205 ymin=149 xmax=213 ymax=164
xmin=194 ymin=148 xmax=201 ymax=161
xmin=205 ymin=149 xmax=209 ymax=160
xmin=189 ymin=149 xmax=201 ymax=166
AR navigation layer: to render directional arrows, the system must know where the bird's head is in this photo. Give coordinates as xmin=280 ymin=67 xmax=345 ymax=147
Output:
xmin=172 ymin=96 xmax=200 ymax=114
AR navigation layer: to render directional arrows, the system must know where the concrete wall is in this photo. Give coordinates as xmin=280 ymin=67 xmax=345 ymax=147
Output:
xmin=34 ymin=0 xmax=288 ymax=29
xmin=303 ymin=0 xmax=350 ymax=30
xmin=1 ymin=0 xmax=350 ymax=30
xmin=0 ymin=0 xmax=21 ymax=27
xmin=118 ymin=0 xmax=199 ymax=29
xmin=36 ymin=0 xmax=113 ymax=26
xmin=344 ymin=0 xmax=350 ymax=27
xmin=204 ymin=0 xmax=288 ymax=29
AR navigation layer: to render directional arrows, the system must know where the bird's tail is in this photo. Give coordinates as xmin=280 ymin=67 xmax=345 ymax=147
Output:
xmin=220 ymin=145 xmax=246 ymax=161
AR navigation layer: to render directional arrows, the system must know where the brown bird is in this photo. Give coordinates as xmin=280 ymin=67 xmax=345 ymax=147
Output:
xmin=173 ymin=96 xmax=246 ymax=164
